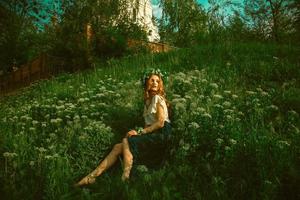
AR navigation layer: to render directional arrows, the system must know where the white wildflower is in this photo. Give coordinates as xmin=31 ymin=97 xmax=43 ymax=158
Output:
xmin=224 ymin=109 xmax=234 ymax=114
xmin=196 ymin=107 xmax=206 ymax=113
xmin=216 ymin=138 xmax=223 ymax=144
xmin=246 ymin=91 xmax=256 ymax=95
xmin=226 ymin=115 xmax=233 ymax=121
xmin=261 ymin=91 xmax=269 ymax=96
xmin=38 ymin=147 xmax=47 ymax=153
xmin=202 ymin=113 xmax=212 ymax=119
xmin=277 ymin=140 xmax=290 ymax=149
xmin=232 ymin=94 xmax=238 ymax=99
xmin=256 ymin=87 xmax=263 ymax=93
xmin=224 ymin=146 xmax=231 ymax=151
xmin=198 ymin=95 xmax=205 ymax=100
xmin=136 ymin=165 xmax=149 ymax=173
xmin=210 ymin=83 xmax=218 ymax=89
xmin=32 ymin=120 xmax=39 ymax=126
xmin=183 ymin=143 xmax=190 ymax=151
xmin=190 ymin=102 xmax=198 ymax=109
xmin=78 ymin=98 xmax=85 ymax=103
xmin=74 ymin=115 xmax=80 ymax=121
xmin=288 ymin=110 xmax=298 ymax=117
xmin=201 ymin=79 xmax=208 ymax=84
xmin=96 ymin=93 xmax=104 ymax=98
xmin=223 ymin=101 xmax=231 ymax=107
xmin=213 ymin=94 xmax=223 ymax=100
xmin=213 ymin=104 xmax=223 ymax=109
xmin=81 ymin=115 xmax=88 ymax=120
xmin=29 ymin=127 xmax=36 ymax=132
xmin=57 ymin=100 xmax=64 ymax=105
xmin=184 ymin=95 xmax=192 ymax=101
xmin=53 ymin=154 xmax=59 ymax=158
xmin=268 ymin=105 xmax=279 ymax=111
xmin=20 ymin=115 xmax=27 ymax=121
xmin=189 ymin=122 xmax=200 ymax=129
xmin=224 ymin=90 xmax=232 ymax=95
xmin=56 ymin=105 xmax=65 ymax=110
xmin=45 ymin=155 xmax=53 ymax=160
xmin=29 ymin=161 xmax=35 ymax=167
xmin=175 ymin=103 xmax=186 ymax=111
xmin=237 ymin=111 xmax=244 ymax=116
xmin=3 ymin=152 xmax=10 ymax=158
xmin=229 ymin=139 xmax=237 ymax=145
xmin=218 ymin=124 xmax=224 ymax=129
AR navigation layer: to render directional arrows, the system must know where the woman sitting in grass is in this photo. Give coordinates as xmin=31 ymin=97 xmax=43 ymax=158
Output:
xmin=75 ymin=69 xmax=172 ymax=186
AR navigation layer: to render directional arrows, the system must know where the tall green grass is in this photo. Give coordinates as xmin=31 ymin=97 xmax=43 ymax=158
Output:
xmin=0 ymin=42 xmax=299 ymax=199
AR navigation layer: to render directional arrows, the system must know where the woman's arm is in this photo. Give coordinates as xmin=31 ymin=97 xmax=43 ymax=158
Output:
xmin=142 ymin=102 xmax=165 ymax=134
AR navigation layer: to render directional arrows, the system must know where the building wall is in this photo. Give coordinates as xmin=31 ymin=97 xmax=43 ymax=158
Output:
xmin=128 ymin=0 xmax=160 ymax=42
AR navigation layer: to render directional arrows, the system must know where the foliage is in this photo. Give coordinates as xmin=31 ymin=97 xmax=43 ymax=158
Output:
xmin=159 ymin=0 xmax=207 ymax=46
xmin=157 ymin=0 xmax=300 ymax=46
xmin=0 ymin=0 xmax=46 ymax=74
xmin=43 ymin=0 xmax=147 ymax=70
xmin=244 ymin=0 xmax=298 ymax=43
xmin=0 ymin=42 xmax=299 ymax=199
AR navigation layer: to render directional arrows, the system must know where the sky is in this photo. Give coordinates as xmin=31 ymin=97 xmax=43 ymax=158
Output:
xmin=37 ymin=0 xmax=242 ymax=28
xmin=151 ymin=0 xmax=210 ymax=19
xmin=151 ymin=0 xmax=244 ymax=19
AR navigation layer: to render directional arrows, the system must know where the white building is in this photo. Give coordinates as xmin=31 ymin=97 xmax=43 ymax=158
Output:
xmin=127 ymin=0 xmax=160 ymax=42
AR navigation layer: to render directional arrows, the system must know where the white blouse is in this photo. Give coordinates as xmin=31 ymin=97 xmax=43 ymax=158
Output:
xmin=143 ymin=95 xmax=170 ymax=126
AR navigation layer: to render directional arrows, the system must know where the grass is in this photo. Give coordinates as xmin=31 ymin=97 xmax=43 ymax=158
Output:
xmin=0 ymin=42 xmax=299 ymax=199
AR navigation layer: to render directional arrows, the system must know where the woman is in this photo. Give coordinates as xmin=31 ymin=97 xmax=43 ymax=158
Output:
xmin=75 ymin=69 xmax=171 ymax=186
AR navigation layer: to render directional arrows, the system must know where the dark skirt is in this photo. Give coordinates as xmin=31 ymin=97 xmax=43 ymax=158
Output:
xmin=128 ymin=122 xmax=172 ymax=168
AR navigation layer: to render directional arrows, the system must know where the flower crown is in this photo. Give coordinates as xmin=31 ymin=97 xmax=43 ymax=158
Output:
xmin=141 ymin=68 xmax=168 ymax=88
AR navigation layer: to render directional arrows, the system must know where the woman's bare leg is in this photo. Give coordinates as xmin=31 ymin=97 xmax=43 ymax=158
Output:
xmin=75 ymin=143 xmax=123 ymax=186
xmin=122 ymin=138 xmax=133 ymax=181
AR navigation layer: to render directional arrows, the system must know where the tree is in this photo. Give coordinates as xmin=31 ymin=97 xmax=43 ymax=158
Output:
xmin=288 ymin=0 xmax=300 ymax=43
xmin=159 ymin=0 xmax=207 ymax=47
xmin=44 ymin=0 xmax=147 ymax=69
xmin=244 ymin=0 xmax=298 ymax=42
xmin=226 ymin=11 xmax=249 ymax=41
xmin=0 ymin=0 xmax=45 ymax=73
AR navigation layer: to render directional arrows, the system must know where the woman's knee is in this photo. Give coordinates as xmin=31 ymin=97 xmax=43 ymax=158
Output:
xmin=122 ymin=138 xmax=128 ymax=145
xmin=112 ymin=143 xmax=122 ymax=154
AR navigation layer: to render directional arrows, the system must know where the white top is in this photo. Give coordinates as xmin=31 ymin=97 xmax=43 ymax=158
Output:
xmin=143 ymin=95 xmax=170 ymax=126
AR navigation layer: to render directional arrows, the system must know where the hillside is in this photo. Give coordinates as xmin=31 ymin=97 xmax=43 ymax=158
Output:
xmin=0 ymin=43 xmax=299 ymax=199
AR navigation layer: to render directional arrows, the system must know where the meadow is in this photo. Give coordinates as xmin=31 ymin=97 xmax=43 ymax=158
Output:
xmin=0 ymin=43 xmax=299 ymax=199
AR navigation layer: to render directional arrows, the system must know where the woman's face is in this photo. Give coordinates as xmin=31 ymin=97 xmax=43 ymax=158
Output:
xmin=147 ymin=74 xmax=160 ymax=92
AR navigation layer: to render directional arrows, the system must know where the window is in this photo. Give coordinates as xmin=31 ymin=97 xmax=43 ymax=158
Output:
xmin=133 ymin=8 xmax=137 ymax=22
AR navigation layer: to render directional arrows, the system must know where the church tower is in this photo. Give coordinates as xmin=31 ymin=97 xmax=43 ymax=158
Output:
xmin=129 ymin=0 xmax=160 ymax=42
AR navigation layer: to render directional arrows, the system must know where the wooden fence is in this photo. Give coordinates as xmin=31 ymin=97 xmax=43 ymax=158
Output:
xmin=0 ymin=40 xmax=176 ymax=97
xmin=127 ymin=39 xmax=176 ymax=53
xmin=0 ymin=53 xmax=66 ymax=96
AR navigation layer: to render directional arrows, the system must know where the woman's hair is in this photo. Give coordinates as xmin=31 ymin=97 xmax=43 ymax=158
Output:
xmin=144 ymin=74 xmax=165 ymax=100
xmin=143 ymin=74 xmax=172 ymax=117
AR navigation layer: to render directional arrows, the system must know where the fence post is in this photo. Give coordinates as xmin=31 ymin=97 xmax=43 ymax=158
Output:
xmin=0 ymin=75 xmax=3 ymax=95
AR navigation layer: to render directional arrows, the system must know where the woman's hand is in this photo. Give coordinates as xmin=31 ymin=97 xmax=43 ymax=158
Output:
xmin=126 ymin=130 xmax=138 ymax=137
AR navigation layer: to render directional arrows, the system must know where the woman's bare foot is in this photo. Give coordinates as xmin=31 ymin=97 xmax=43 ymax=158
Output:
xmin=74 ymin=174 xmax=96 ymax=187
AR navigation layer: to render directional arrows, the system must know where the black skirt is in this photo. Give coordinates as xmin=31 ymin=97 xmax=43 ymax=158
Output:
xmin=127 ymin=122 xmax=172 ymax=167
